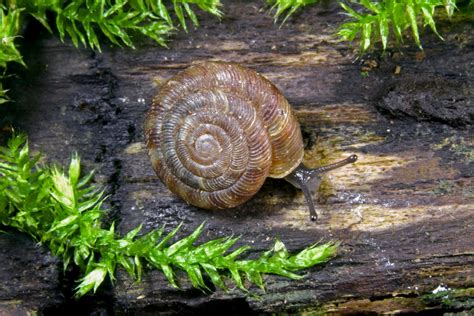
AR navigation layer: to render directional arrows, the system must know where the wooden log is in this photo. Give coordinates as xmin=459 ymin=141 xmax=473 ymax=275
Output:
xmin=0 ymin=0 xmax=473 ymax=313
xmin=0 ymin=232 xmax=61 ymax=315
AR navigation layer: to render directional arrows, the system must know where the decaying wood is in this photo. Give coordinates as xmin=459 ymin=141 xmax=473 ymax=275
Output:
xmin=0 ymin=1 xmax=473 ymax=314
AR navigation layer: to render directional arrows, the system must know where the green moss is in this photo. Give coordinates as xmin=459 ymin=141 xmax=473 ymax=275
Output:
xmin=0 ymin=0 xmax=223 ymax=103
xmin=431 ymin=136 xmax=474 ymax=162
xmin=357 ymin=131 xmax=386 ymax=144
xmin=430 ymin=179 xmax=455 ymax=196
xmin=462 ymin=186 xmax=474 ymax=199
xmin=297 ymin=288 xmax=474 ymax=314
xmin=1 ymin=134 xmax=339 ymax=298
xmin=422 ymin=287 xmax=474 ymax=310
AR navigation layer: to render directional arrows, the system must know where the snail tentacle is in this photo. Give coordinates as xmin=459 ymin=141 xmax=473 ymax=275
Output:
xmin=284 ymin=155 xmax=358 ymax=221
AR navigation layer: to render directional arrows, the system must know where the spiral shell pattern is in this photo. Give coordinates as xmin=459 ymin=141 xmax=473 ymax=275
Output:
xmin=145 ymin=62 xmax=304 ymax=209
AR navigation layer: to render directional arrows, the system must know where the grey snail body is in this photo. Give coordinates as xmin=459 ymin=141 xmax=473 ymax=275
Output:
xmin=144 ymin=61 xmax=357 ymax=221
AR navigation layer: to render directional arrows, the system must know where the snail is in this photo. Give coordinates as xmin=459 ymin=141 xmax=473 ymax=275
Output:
xmin=144 ymin=61 xmax=357 ymax=221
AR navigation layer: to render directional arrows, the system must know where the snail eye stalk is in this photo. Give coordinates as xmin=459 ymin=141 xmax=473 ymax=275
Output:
xmin=284 ymin=155 xmax=358 ymax=221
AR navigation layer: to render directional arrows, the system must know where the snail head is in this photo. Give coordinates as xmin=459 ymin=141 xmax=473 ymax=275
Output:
xmin=284 ymin=154 xmax=358 ymax=221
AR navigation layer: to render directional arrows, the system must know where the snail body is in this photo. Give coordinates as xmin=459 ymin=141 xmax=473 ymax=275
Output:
xmin=145 ymin=62 xmax=357 ymax=221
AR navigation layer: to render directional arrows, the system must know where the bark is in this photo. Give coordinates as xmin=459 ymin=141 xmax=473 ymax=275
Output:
xmin=0 ymin=1 xmax=473 ymax=314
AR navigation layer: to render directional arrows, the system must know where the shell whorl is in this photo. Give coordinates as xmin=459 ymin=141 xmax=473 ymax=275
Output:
xmin=144 ymin=62 xmax=304 ymax=209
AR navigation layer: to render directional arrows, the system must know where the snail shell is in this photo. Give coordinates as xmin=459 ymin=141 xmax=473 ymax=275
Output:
xmin=144 ymin=61 xmax=304 ymax=209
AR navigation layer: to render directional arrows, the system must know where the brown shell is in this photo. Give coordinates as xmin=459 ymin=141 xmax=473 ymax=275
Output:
xmin=144 ymin=62 xmax=304 ymax=210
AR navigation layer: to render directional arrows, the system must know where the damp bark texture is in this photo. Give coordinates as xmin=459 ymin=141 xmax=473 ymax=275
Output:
xmin=0 ymin=1 xmax=473 ymax=314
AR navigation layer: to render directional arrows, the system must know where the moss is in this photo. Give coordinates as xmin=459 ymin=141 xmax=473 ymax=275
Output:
xmin=357 ymin=131 xmax=386 ymax=144
xmin=295 ymin=288 xmax=474 ymax=314
xmin=430 ymin=179 xmax=456 ymax=196
xmin=422 ymin=287 xmax=474 ymax=310
xmin=431 ymin=136 xmax=474 ymax=162
xmin=305 ymin=297 xmax=427 ymax=314
xmin=462 ymin=186 xmax=474 ymax=199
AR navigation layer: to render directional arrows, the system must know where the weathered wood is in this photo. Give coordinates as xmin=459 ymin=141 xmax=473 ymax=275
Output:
xmin=0 ymin=232 xmax=61 ymax=315
xmin=1 ymin=0 xmax=473 ymax=314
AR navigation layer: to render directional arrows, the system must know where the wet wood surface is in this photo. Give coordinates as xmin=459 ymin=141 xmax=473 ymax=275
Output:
xmin=1 ymin=1 xmax=473 ymax=314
